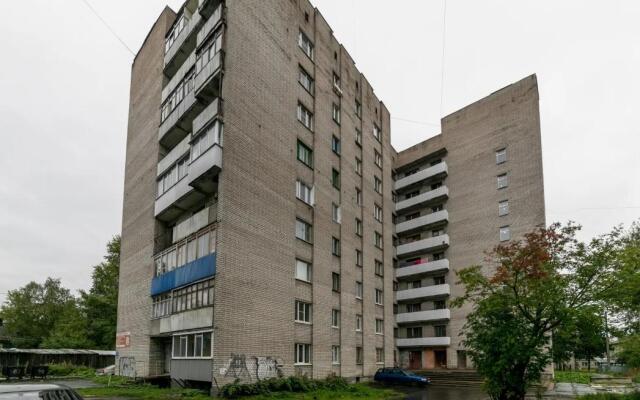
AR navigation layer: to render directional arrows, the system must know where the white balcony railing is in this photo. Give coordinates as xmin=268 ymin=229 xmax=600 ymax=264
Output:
xmin=396 ymin=234 xmax=449 ymax=257
xmin=395 ymin=186 xmax=449 ymax=212
xmin=394 ymin=162 xmax=448 ymax=191
xmin=396 ymin=337 xmax=451 ymax=347
xmin=395 ymin=259 xmax=449 ymax=279
xmin=396 ymin=284 xmax=450 ymax=302
xmin=396 ymin=309 xmax=450 ymax=324
xmin=396 ymin=210 xmax=448 ymax=234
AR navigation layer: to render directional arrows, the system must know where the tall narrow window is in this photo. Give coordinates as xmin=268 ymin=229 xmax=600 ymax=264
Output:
xmin=497 ymin=173 xmax=509 ymax=189
xmin=500 ymin=226 xmax=511 ymax=242
xmin=435 ymin=325 xmax=447 ymax=337
xmin=373 ymin=125 xmax=381 ymax=142
xmin=295 ymin=343 xmax=311 ymax=364
xmin=298 ymin=66 xmax=314 ymax=94
xmin=332 ymin=168 xmax=341 ymax=189
xmin=356 ymin=347 xmax=363 ymax=364
xmin=374 ymin=176 xmax=382 ymax=194
xmin=297 ymin=140 xmax=313 ymax=168
xmin=295 ymin=259 xmax=312 ymax=282
xmin=374 ymin=150 xmax=382 ymax=168
xmin=332 ymin=203 xmax=341 ymax=223
xmin=375 ymin=231 xmax=383 ymax=249
xmin=355 ymin=249 xmax=363 ymax=266
xmin=376 ymin=348 xmax=384 ymax=363
xmin=355 ymin=281 xmax=363 ymax=299
xmin=332 ymin=272 xmax=340 ymax=292
xmin=499 ymin=200 xmax=509 ymax=216
xmin=356 ymin=188 xmax=362 ymax=206
xmin=496 ymin=148 xmax=507 ymax=164
xmin=332 ymin=103 xmax=341 ymax=124
xmin=298 ymin=30 xmax=314 ymax=60
xmin=355 ymin=100 xmax=362 ymax=119
xmin=295 ymin=218 xmax=312 ymax=243
xmin=296 ymin=180 xmax=313 ymax=205
xmin=375 ymin=319 xmax=384 ymax=334
xmin=297 ymin=103 xmax=313 ymax=130
xmin=332 ymin=237 xmax=341 ymax=256
xmin=295 ymin=301 xmax=311 ymax=323
xmin=355 ymin=314 xmax=362 ymax=331
xmin=355 ymin=219 xmax=363 ymax=236
xmin=331 ymin=309 xmax=340 ymax=328
xmin=374 ymin=204 xmax=383 ymax=222
xmin=331 ymin=135 xmax=341 ymax=155
xmin=375 ymin=289 xmax=383 ymax=305
xmin=331 ymin=345 xmax=341 ymax=364
xmin=355 ymin=128 xmax=362 ymax=146
xmin=375 ymin=260 xmax=384 ymax=276
xmin=355 ymin=157 xmax=362 ymax=175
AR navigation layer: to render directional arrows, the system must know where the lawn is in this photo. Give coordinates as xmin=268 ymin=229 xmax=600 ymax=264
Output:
xmin=555 ymin=370 xmax=595 ymax=384
xmin=578 ymin=394 xmax=640 ymax=400
xmin=78 ymin=385 xmax=211 ymax=400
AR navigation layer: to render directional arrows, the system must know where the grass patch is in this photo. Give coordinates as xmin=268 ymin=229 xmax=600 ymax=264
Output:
xmin=241 ymin=383 xmax=400 ymax=399
xmin=78 ymin=384 xmax=210 ymax=400
xmin=579 ymin=394 xmax=640 ymax=400
xmin=47 ymin=363 xmax=96 ymax=378
xmin=555 ymin=370 xmax=594 ymax=384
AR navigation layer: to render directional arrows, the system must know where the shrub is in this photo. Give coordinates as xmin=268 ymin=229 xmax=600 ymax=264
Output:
xmin=219 ymin=375 xmax=352 ymax=398
xmin=47 ymin=363 xmax=95 ymax=378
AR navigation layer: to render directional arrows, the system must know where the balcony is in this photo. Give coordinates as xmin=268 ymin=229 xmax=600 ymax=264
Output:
xmin=396 ymin=234 xmax=449 ymax=257
xmin=196 ymin=3 xmax=223 ymax=49
xmin=198 ymin=0 xmax=223 ymax=19
xmin=394 ymin=162 xmax=448 ymax=191
xmin=396 ymin=284 xmax=450 ymax=302
xmin=164 ymin=0 xmax=202 ymax=77
xmin=396 ymin=210 xmax=448 ymax=235
xmin=194 ymin=51 xmax=223 ymax=102
xmin=395 ymin=186 xmax=449 ymax=213
xmin=193 ymin=97 xmax=223 ymax=135
xmin=396 ymin=309 xmax=450 ymax=324
xmin=396 ymin=337 xmax=451 ymax=348
xmin=395 ymin=259 xmax=449 ymax=279
xmin=158 ymin=89 xmax=205 ymax=149
xmin=172 ymin=204 xmax=217 ymax=243
xmin=150 ymin=253 xmax=216 ymax=296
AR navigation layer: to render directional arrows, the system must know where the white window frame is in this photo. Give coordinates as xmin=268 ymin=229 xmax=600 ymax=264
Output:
xmin=171 ymin=330 xmax=213 ymax=360
xmin=498 ymin=200 xmax=509 ymax=216
xmin=295 ymin=300 xmax=311 ymax=323
xmin=296 ymin=218 xmax=312 ymax=243
xmin=298 ymin=30 xmax=314 ymax=60
xmin=374 ymin=204 xmax=383 ymax=222
xmin=376 ymin=348 xmax=384 ymax=363
xmin=296 ymin=180 xmax=314 ymax=205
xmin=374 ymin=150 xmax=382 ymax=168
xmin=298 ymin=66 xmax=314 ymax=94
xmin=497 ymin=173 xmax=509 ymax=189
xmin=373 ymin=125 xmax=381 ymax=142
xmin=500 ymin=226 xmax=511 ymax=242
xmin=355 ymin=314 xmax=362 ymax=331
xmin=295 ymin=343 xmax=312 ymax=365
xmin=332 ymin=203 xmax=341 ymax=224
xmin=331 ymin=309 xmax=340 ymax=328
xmin=375 ymin=289 xmax=383 ymax=305
xmin=355 ymin=218 xmax=363 ymax=236
xmin=297 ymin=103 xmax=314 ymax=131
xmin=355 ymin=157 xmax=362 ymax=175
xmin=374 ymin=176 xmax=382 ymax=194
xmin=355 ymin=281 xmax=363 ymax=299
xmin=496 ymin=148 xmax=507 ymax=164
xmin=331 ymin=345 xmax=341 ymax=365
xmin=375 ymin=319 xmax=384 ymax=335
xmin=295 ymin=259 xmax=312 ymax=283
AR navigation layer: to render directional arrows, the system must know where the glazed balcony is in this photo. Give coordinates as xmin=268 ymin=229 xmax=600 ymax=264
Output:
xmin=396 ymin=210 xmax=448 ymax=235
xmin=164 ymin=0 xmax=202 ymax=78
xmin=395 ymin=259 xmax=449 ymax=279
xmin=396 ymin=283 xmax=450 ymax=302
xmin=196 ymin=3 xmax=223 ymax=49
xmin=395 ymin=186 xmax=449 ymax=213
xmin=394 ymin=162 xmax=448 ymax=191
xmin=396 ymin=337 xmax=451 ymax=348
xmin=396 ymin=234 xmax=449 ymax=257
xmin=396 ymin=309 xmax=450 ymax=325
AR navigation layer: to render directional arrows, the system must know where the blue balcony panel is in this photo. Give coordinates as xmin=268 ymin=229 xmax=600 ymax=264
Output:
xmin=151 ymin=253 xmax=216 ymax=296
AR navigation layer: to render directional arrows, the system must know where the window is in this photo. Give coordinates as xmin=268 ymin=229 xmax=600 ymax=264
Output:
xmin=375 ymin=289 xmax=383 ymax=305
xmin=332 ymin=103 xmax=341 ymax=124
xmin=374 ymin=176 xmax=382 ymax=194
xmin=297 ymin=140 xmax=313 ymax=168
xmin=374 ymin=150 xmax=382 ymax=168
xmin=433 ymin=276 xmax=445 ymax=285
xmin=296 ymin=259 xmax=312 ymax=282
xmin=375 ymin=319 xmax=384 ymax=335
xmin=195 ymin=29 xmax=223 ymax=74
xmin=296 ymin=218 xmax=312 ymax=242
xmin=355 ymin=157 xmax=362 ymax=175
xmin=499 ymin=200 xmax=509 ymax=216
xmin=500 ymin=226 xmax=511 ymax=242
xmin=332 ymin=272 xmax=340 ymax=292
xmin=435 ymin=325 xmax=447 ymax=337
xmin=355 ymin=128 xmax=362 ymax=146
xmin=355 ymin=100 xmax=362 ymax=119
xmin=356 ymin=347 xmax=364 ymax=365
xmin=295 ymin=343 xmax=311 ymax=364
xmin=374 ymin=204 xmax=383 ymax=222
xmin=165 ymin=13 xmax=189 ymax=52
xmin=405 ymin=190 xmax=419 ymax=200
xmin=497 ymin=173 xmax=509 ymax=189
xmin=434 ymin=300 xmax=447 ymax=310
xmin=152 ymin=293 xmax=172 ymax=319
xmin=432 ymin=204 xmax=444 ymax=213
xmin=407 ymin=327 xmax=423 ymax=338
xmin=299 ymin=66 xmax=314 ymax=94
xmin=331 ymin=345 xmax=341 ymax=364
xmin=169 ymin=279 xmax=215 ymax=314
xmin=355 ymin=219 xmax=363 ymax=237
xmin=356 ymin=188 xmax=362 ymax=206
xmin=332 ymin=73 xmax=341 ymax=94
xmin=157 ymin=155 xmax=190 ymax=197
xmin=407 ymin=303 xmax=421 ymax=313
xmin=331 ymin=309 xmax=340 ymax=328
xmin=375 ymin=260 xmax=384 ymax=276
xmin=355 ymin=314 xmax=362 ymax=331
xmin=332 ymin=168 xmax=340 ymax=189
xmin=332 ymin=237 xmax=341 ymax=256
xmin=295 ymin=301 xmax=311 ymax=323
xmin=406 ymin=212 xmax=420 ymax=221
xmin=496 ymin=148 xmax=507 ymax=164
xmin=410 ymin=280 xmax=422 ymax=289
xmin=298 ymin=30 xmax=314 ymax=59
xmin=172 ymin=331 xmax=212 ymax=359
xmin=432 ymin=229 xmax=445 ymax=237
xmin=433 ymin=252 xmax=445 ymax=261
xmin=376 ymin=348 xmax=384 ymax=363
xmin=373 ymin=125 xmax=381 ymax=142
xmin=160 ymin=71 xmax=195 ymax=123
xmin=374 ymin=231 xmax=383 ymax=248
xmin=355 ymin=281 xmax=363 ymax=299
xmin=296 ymin=180 xmax=314 ymax=205
xmin=331 ymin=135 xmax=341 ymax=155
xmin=297 ymin=103 xmax=314 ymax=130
xmin=332 ymin=203 xmax=341 ymax=223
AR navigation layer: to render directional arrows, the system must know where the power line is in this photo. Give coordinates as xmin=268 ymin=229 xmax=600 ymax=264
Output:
xmin=439 ymin=0 xmax=448 ymax=117
xmin=391 ymin=116 xmax=440 ymax=128
xmin=79 ymin=0 xmax=135 ymax=56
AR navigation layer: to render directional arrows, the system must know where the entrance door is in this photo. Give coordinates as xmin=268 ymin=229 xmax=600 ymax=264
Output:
xmin=164 ymin=341 xmax=172 ymax=374
xmin=409 ymin=351 xmax=422 ymax=369
xmin=435 ymin=350 xmax=447 ymax=368
xmin=457 ymin=350 xmax=467 ymax=369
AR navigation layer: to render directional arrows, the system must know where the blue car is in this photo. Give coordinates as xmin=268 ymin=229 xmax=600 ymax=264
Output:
xmin=374 ymin=367 xmax=431 ymax=386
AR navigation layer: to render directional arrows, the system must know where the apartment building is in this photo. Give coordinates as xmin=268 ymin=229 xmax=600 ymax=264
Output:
xmin=116 ymin=0 xmax=545 ymax=389
xmin=117 ymin=0 xmax=395 ymax=388
xmin=392 ymin=75 xmax=545 ymax=370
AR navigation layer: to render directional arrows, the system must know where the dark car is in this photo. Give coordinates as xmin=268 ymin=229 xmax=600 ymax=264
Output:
xmin=0 ymin=384 xmax=83 ymax=400
xmin=374 ymin=367 xmax=431 ymax=386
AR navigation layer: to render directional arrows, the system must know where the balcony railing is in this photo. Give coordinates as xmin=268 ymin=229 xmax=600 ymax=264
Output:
xmin=395 ymin=259 xmax=449 ymax=279
xmin=396 ymin=337 xmax=451 ymax=347
xmin=396 ymin=210 xmax=448 ymax=235
xmin=396 ymin=283 xmax=450 ymax=302
xmin=394 ymin=162 xmax=448 ymax=191
xmin=396 ymin=309 xmax=450 ymax=324
xmin=395 ymin=186 xmax=449 ymax=212
xmin=172 ymin=204 xmax=218 ymax=243
xmin=396 ymin=234 xmax=450 ymax=257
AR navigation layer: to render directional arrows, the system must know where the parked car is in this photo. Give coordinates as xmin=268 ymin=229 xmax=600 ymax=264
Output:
xmin=374 ymin=367 xmax=431 ymax=386
xmin=0 ymin=384 xmax=83 ymax=399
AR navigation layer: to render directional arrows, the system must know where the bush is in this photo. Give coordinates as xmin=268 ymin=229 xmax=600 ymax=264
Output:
xmin=47 ymin=363 xmax=95 ymax=378
xmin=219 ymin=376 xmax=351 ymax=398
xmin=555 ymin=371 xmax=593 ymax=384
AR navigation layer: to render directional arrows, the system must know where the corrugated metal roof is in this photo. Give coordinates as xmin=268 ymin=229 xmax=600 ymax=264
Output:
xmin=0 ymin=348 xmax=115 ymax=356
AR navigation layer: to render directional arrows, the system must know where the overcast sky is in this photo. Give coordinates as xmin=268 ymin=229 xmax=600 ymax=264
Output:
xmin=0 ymin=0 xmax=638 ymax=301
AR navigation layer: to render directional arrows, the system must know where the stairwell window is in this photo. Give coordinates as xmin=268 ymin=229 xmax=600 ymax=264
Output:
xmin=355 ymin=100 xmax=362 ymax=119
xmin=375 ymin=231 xmax=383 ymax=249
xmin=373 ymin=125 xmax=381 ymax=142
xmin=355 ymin=128 xmax=362 ymax=146
xmin=298 ymin=30 xmax=314 ymax=60
xmin=356 ymin=347 xmax=364 ymax=365
xmin=355 ymin=249 xmax=363 ymax=267
xmin=356 ymin=188 xmax=362 ymax=206
xmin=332 ymin=272 xmax=341 ymax=292
xmin=295 ymin=343 xmax=311 ymax=365
xmin=374 ymin=150 xmax=382 ymax=168
xmin=355 ymin=218 xmax=363 ymax=236
xmin=296 ymin=180 xmax=314 ymax=205
xmin=355 ymin=281 xmax=363 ymax=299
xmin=296 ymin=218 xmax=312 ymax=243
xmin=332 ymin=135 xmax=341 ymax=155
xmin=355 ymin=314 xmax=362 ymax=331
xmin=297 ymin=103 xmax=314 ymax=131
xmin=375 ymin=260 xmax=384 ymax=276
xmin=376 ymin=348 xmax=384 ymax=363
xmin=297 ymin=140 xmax=313 ymax=168
xmin=332 ymin=203 xmax=341 ymax=223
xmin=355 ymin=157 xmax=362 ymax=175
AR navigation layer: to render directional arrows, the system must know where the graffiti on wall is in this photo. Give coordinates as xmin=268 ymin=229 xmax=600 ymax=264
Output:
xmin=223 ymin=354 xmax=283 ymax=382
xmin=119 ymin=357 xmax=137 ymax=378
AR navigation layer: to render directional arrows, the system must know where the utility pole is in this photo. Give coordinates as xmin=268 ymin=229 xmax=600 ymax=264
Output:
xmin=604 ymin=310 xmax=611 ymax=371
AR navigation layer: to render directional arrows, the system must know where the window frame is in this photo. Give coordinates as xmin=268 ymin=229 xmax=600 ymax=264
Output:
xmin=296 ymin=140 xmax=313 ymax=168
xmin=295 ymin=218 xmax=313 ymax=243
xmin=295 ymin=300 xmax=312 ymax=324
xmin=295 ymin=343 xmax=312 ymax=365
xmin=295 ymin=259 xmax=312 ymax=283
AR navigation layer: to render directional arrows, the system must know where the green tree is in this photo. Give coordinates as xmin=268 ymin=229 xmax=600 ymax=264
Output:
xmin=552 ymin=307 xmax=607 ymax=370
xmin=41 ymin=300 xmax=94 ymax=349
xmin=453 ymin=223 xmax=620 ymax=400
xmin=0 ymin=278 xmax=75 ymax=348
xmin=80 ymin=235 xmax=120 ymax=349
xmin=618 ymin=334 xmax=640 ymax=369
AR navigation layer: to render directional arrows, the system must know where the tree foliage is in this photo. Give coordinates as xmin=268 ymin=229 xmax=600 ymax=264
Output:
xmin=453 ymin=223 xmax=621 ymax=400
xmin=552 ymin=306 xmax=607 ymax=370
